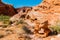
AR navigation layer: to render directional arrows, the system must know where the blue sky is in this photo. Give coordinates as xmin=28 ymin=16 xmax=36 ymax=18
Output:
xmin=2 ymin=0 xmax=42 ymax=8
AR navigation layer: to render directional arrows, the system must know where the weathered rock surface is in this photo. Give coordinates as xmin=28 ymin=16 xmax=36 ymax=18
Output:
xmin=0 ymin=0 xmax=60 ymax=40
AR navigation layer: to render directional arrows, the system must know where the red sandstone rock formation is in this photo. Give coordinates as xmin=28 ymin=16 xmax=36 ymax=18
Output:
xmin=0 ymin=0 xmax=17 ymax=16
xmin=16 ymin=7 xmax=32 ymax=13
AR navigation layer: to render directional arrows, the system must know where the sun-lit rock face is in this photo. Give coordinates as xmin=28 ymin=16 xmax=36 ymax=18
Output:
xmin=33 ymin=0 xmax=60 ymax=13
xmin=10 ymin=10 xmax=51 ymax=37
xmin=32 ymin=0 xmax=60 ymax=26
xmin=9 ymin=0 xmax=60 ymax=38
xmin=24 ymin=11 xmax=51 ymax=38
xmin=2 ymin=0 xmax=60 ymax=40
xmin=24 ymin=11 xmax=47 ymax=26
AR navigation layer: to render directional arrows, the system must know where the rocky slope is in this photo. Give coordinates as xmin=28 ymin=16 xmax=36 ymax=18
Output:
xmin=0 ymin=0 xmax=60 ymax=40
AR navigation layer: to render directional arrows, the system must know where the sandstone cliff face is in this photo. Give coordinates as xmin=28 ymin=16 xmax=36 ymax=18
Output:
xmin=32 ymin=0 xmax=60 ymax=25
xmin=33 ymin=0 xmax=60 ymax=13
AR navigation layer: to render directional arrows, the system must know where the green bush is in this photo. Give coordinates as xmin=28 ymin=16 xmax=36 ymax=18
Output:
xmin=50 ymin=25 xmax=60 ymax=34
xmin=49 ymin=20 xmax=60 ymax=34
xmin=0 ymin=15 xmax=10 ymax=20
xmin=0 ymin=15 xmax=10 ymax=24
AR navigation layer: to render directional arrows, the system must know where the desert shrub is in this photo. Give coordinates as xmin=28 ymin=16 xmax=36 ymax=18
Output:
xmin=0 ymin=15 xmax=11 ymax=28
xmin=49 ymin=20 xmax=60 ymax=34
xmin=18 ymin=19 xmax=24 ymax=24
xmin=49 ymin=25 xmax=60 ymax=34
xmin=0 ymin=15 xmax=10 ymax=20
xmin=0 ymin=15 xmax=10 ymax=24
xmin=23 ymin=26 xmax=32 ymax=34
xmin=16 ymin=18 xmax=27 ymax=25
